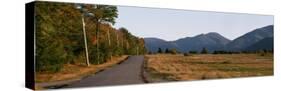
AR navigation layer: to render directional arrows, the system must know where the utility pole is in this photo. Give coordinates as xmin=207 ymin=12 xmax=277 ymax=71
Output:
xmin=81 ymin=15 xmax=90 ymax=66
xmin=137 ymin=46 xmax=139 ymax=55
xmin=76 ymin=5 xmax=90 ymax=66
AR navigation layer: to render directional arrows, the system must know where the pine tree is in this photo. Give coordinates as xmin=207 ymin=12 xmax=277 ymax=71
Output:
xmin=158 ymin=48 xmax=162 ymax=53
xmin=165 ymin=48 xmax=170 ymax=53
xmin=201 ymin=47 xmax=208 ymax=54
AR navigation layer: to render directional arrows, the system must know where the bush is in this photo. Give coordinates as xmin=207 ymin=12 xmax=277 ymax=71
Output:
xmin=157 ymin=48 xmax=163 ymax=53
xmin=184 ymin=53 xmax=190 ymax=56
xmin=201 ymin=47 xmax=208 ymax=54
xmin=36 ymin=40 xmax=67 ymax=72
xmin=165 ymin=48 xmax=170 ymax=53
xmin=170 ymin=48 xmax=178 ymax=54
xmin=258 ymin=50 xmax=266 ymax=56
xmin=189 ymin=51 xmax=198 ymax=54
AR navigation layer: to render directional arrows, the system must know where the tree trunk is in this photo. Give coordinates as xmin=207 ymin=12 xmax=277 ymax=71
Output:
xmin=107 ymin=29 xmax=112 ymax=61
xmin=96 ymin=19 xmax=100 ymax=64
xmin=107 ymin=29 xmax=111 ymax=46
xmin=116 ymin=31 xmax=119 ymax=47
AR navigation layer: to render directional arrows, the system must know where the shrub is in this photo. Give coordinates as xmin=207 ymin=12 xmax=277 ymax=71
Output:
xmin=201 ymin=47 xmax=208 ymax=54
xmin=189 ymin=51 xmax=198 ymax=54
xmin=165 ymin=48 xmax=170 ymax=53
xmin=36 ymin=40 xmax=67 ymax=72
xmin=259 ymin=50 xmax=266 ymax=56
xmin=184 ymin=53 xmax=190 ymax=56
xmin=170 ymin=48 xmax=178 ymax=54
xmin=157 ymin=48 xmax=163 ymax=53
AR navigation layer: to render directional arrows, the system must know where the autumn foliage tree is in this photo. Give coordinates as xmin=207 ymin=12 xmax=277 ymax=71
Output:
xmin=84 ymin=5 xmax=118 ymax=64
xmin=35 ymin=2 xmax=146 ymax=72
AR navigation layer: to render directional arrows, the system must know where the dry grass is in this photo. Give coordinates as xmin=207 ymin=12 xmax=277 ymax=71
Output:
xmin=144 ymin=54 xmax=273 ymax=81
xmin=35 ymin=55 xmax=128 ymax=83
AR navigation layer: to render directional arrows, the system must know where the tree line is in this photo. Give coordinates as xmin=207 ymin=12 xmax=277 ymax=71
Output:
xmin=151 ymin=47 xmax=273 ymax=55
xmin=35 ymin=2 xmax=146 ymax=72
xmin=150 ymin=47 xmax=209 ymax=54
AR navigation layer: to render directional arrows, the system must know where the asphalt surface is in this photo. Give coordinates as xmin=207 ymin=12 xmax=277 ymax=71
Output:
xmin=65 ymin=56 xmax=145 ymax=88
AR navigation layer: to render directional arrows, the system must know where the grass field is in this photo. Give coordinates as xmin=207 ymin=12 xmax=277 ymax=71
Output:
xmin=144 ymin=53 xmax=273 ymax=82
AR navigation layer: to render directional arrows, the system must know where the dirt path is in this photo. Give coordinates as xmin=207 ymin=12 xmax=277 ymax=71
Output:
xmin=65 ymin=56 xmax=145 ymax=88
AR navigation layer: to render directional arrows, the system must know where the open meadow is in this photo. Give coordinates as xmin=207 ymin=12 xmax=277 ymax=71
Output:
xmin=144 ymin=54 xmax=273 ymax=82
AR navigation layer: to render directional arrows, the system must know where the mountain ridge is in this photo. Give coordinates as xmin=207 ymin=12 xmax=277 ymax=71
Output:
xmin=226 ymin=25 xmax=273 ymax=51
xmin=144 ymin=25 xmax=274 ymax=53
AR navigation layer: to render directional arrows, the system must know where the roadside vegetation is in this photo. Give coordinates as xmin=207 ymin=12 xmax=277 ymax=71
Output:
xmin=35 ymin=2 xmax=146 ymax=82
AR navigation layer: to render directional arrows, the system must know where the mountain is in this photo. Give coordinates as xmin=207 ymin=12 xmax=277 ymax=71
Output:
xmin=245 ymin=37 xmax=273 ymax=51
xmin=226 ymin=25 xmax=273 ymax=51
xmin=174 ymin=32 xmax=231 ymax=52
xmin=144 ymin=38 xmax=178 ymax=52
xmin=144 ymin=32 xmax=231 ymax=53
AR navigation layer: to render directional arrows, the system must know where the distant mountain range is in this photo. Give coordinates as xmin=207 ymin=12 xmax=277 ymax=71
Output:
xmin=144 ymin=25 xmax=274 ymax=53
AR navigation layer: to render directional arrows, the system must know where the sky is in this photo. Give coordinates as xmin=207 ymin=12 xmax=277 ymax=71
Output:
xmin=114 ymin=6 xmax=274 ymax=41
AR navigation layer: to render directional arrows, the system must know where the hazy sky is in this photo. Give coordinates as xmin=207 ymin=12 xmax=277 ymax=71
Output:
xmin=114 ymin=6 xmax=274 ymax=41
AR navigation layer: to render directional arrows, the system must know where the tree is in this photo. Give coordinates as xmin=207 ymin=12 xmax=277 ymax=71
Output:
xmin=105 ymin=26 xmax=113 ymax=61
xmin=213 ymin=51 xmax=219 ymax=54
xmin=158 ymin=48 xmax=162 ymax=53
xmin=165 ymin=48 xmax=170 ymax=53
xmin=201 ymin=47 xmax=208 ymax=54
xmin=189 ymin=51 xmax=198 ymax=54
xmin=113 ymin=30 xmax=124 ymax=56
xmin=170 ymin=48 xmax=178 ymax=54
xmin=85 ymin=5 xmax=118 ymax=64
xmin=119 ymin=27 xmax=131 ymax=54
xmin=35 ymin=2 xmax=83 ymax=72
xmin=34 ymin=2 xmax=147 ymax=73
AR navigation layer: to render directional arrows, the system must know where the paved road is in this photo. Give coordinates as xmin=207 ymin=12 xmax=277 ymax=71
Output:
xmin=66 ymin=56 xmax=145 ymax=88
